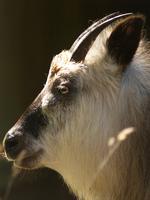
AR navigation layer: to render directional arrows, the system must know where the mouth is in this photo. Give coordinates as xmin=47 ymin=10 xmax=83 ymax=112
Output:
xmin=13 ymin=149 xmax=43 ymax=170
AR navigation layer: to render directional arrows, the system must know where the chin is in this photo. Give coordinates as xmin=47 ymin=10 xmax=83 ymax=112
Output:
xmin=13 ymin=150 xmax=43 ymax=170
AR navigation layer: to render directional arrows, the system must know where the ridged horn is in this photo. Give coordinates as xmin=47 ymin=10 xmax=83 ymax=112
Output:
xmin=70 ymin=12 xmax=133 ymax=62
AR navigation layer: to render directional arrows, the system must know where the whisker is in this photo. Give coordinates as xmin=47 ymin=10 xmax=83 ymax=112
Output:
xmin=0 ymin=153 xmax=6 ymax=159
xmin=0 ymin=144 xmax=5 ymax=159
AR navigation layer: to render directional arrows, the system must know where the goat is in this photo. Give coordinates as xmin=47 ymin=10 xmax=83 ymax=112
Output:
xmin=2 ymin=12 xmax=150 ymax=200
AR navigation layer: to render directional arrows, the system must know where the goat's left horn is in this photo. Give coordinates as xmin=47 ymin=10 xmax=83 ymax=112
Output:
xmin=70 ymin=12 xmax=133 ymax=62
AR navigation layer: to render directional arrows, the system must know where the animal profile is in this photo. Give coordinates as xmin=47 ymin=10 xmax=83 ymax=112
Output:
xmin=3 ymin=12 xmax=150 ymax=200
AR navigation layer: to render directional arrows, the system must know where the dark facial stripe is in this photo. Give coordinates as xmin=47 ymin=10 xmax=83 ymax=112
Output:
xmin=17 ymin=94 xmax=48 ymax=138
xmin=20 ymin=107 xmax=48 ymax=138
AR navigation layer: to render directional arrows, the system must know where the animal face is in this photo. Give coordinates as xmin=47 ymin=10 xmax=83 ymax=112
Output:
xmin=2 ymin=13 xmax=144 ymax=174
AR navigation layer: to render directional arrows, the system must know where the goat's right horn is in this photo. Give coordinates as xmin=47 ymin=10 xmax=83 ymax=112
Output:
xmin=70 ymin=12 xmax=133 ymax=62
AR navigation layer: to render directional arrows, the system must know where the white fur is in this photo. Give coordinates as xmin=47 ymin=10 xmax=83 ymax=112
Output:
xmin=5 ymin=20 xmax=150 ymax=200
xmin=37 ymin=24 xmax=150 ymax=199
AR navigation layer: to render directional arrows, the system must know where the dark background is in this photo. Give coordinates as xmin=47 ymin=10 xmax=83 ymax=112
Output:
xmin=0 ymin=0 xmax=149 ymax=199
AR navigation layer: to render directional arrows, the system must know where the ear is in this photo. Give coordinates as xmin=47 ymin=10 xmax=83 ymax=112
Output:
xmin=107 ymin=15 xmax=145 ymax=68
xmin=70 ymin=13 xmax=132 ymax=62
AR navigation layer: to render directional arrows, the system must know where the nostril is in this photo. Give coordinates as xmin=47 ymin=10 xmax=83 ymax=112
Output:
xmin=4 ymin=133 xmax=24 ymax=160
xmin=5 ymin=137 xmax=19 ymax=151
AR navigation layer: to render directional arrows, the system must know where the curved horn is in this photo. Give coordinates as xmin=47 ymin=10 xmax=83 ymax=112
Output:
xmin=70 ymin=12 xmax=133 ymax=62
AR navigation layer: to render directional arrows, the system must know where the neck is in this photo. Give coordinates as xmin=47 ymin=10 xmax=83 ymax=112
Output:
xmin=54 ymin=59 xmax=150 ymax=200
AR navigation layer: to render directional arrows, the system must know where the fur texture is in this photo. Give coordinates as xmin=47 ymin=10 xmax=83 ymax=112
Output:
xmin=3 ymin=14 xmax=150 ymax=200
xmin=41 ymin=34 xmax=150 ymax=200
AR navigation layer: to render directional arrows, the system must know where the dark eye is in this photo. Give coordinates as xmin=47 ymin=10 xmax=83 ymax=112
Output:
xmin=57 ymin=85 xmax=69 ymax=95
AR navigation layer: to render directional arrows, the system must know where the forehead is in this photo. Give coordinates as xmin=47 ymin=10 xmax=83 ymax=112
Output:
xmin=49 ymin=51 xmax=85 ymax=78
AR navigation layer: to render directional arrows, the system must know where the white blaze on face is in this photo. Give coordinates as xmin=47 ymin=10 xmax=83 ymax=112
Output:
xmin=41 ymin=93 xmax=54 ymax=110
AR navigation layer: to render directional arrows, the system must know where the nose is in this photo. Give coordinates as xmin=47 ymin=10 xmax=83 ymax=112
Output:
xmin=3 ymin=131 xmax=24 ymax=160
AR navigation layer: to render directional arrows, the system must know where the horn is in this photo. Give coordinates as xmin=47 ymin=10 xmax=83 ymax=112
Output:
xmin=70 ymin=12 xmax=133 ymax=62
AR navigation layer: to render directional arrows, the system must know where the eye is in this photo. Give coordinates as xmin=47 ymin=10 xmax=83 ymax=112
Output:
xmin=57 ymin=85 xmax=69 ymax=95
